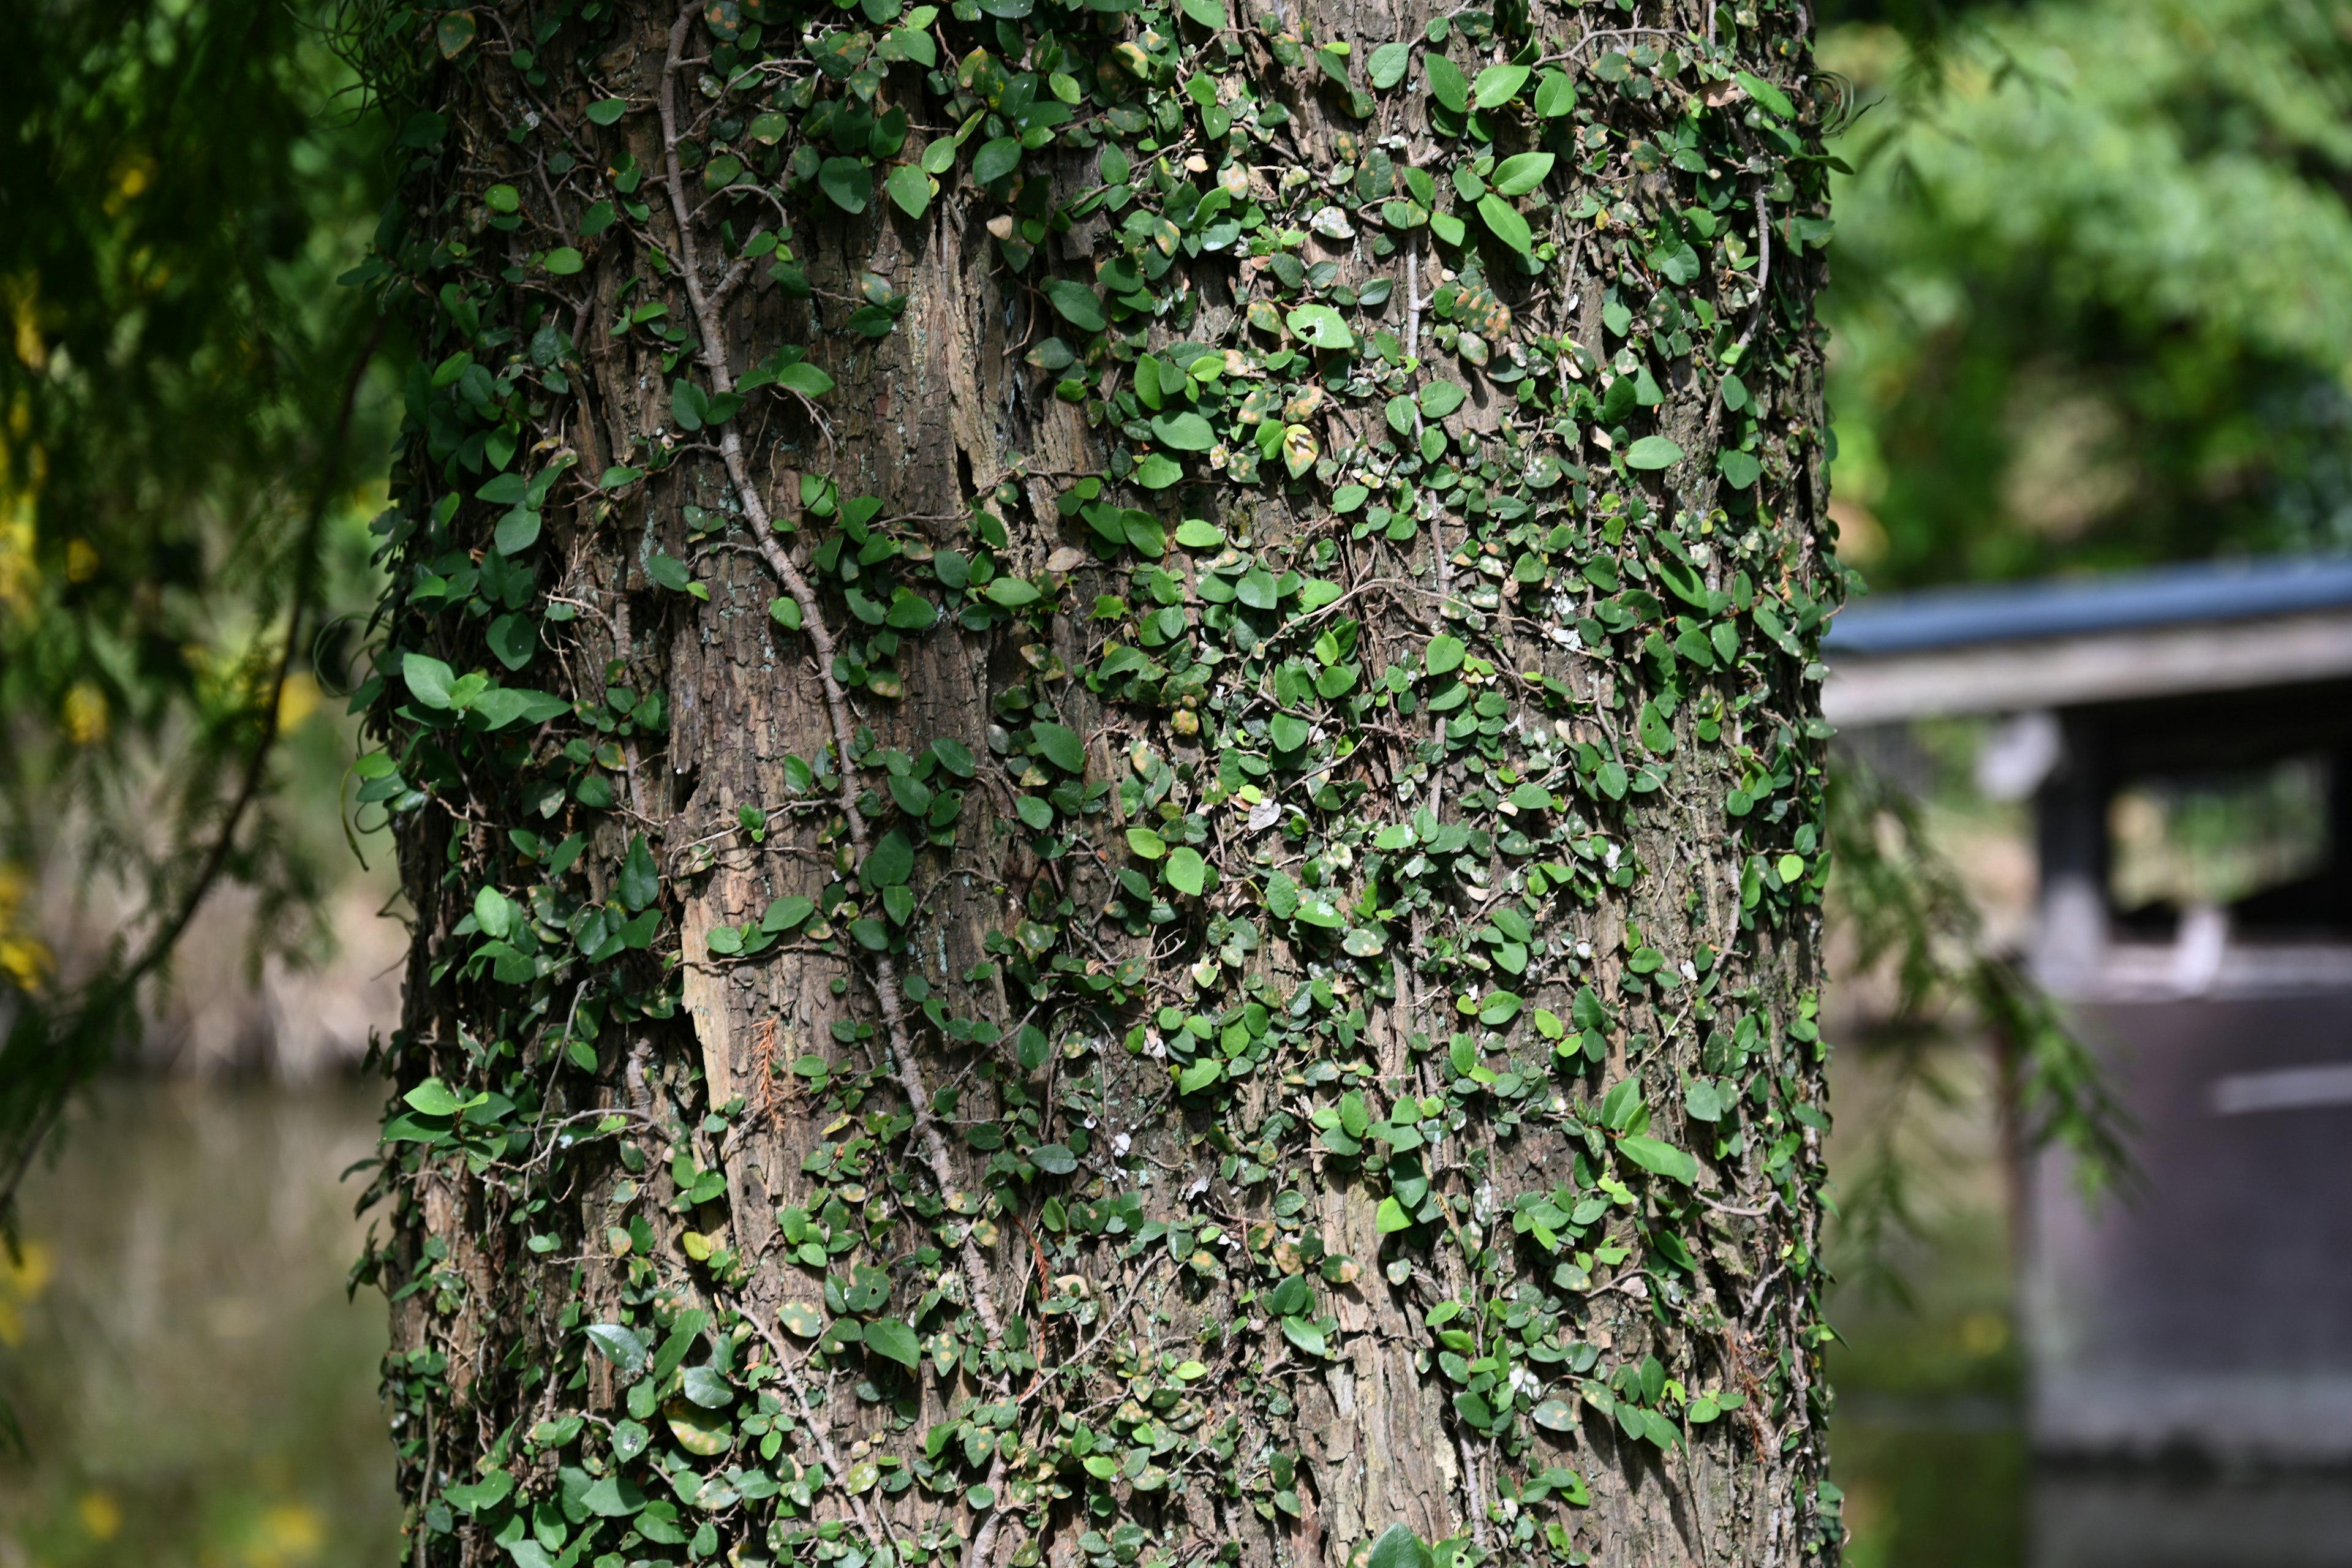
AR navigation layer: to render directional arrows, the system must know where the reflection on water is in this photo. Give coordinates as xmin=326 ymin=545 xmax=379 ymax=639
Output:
xmin=0 ymin=1079 xmax=399 ymax=1565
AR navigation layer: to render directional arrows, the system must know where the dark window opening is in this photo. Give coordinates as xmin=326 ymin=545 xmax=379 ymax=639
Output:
xmin=2109 ymin=755 xmax=2348 ymax=938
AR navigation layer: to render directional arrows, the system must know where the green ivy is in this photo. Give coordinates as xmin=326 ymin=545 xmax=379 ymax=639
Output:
xmin=344 ymin=0 xmax=1844 ymax=1563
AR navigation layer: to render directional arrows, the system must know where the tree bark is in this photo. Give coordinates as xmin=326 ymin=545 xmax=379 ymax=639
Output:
xmin=356 ymin=0 xmax=1842 ymax=1564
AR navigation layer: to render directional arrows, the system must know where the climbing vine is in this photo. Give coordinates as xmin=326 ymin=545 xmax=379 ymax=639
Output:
xmin=343 ymin=0 xmax=1845 ymax=1562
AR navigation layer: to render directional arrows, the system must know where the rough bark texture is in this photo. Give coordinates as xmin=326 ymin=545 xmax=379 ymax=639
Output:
xmin=353 ymin=0 xmax=1842 ymax=1564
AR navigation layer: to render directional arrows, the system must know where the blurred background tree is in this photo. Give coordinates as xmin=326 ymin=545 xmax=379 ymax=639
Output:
xmin=0 ymin=0 xmax=398 ymax=1224
xmin=1822 ymin=0 xmax=2352 ymax=586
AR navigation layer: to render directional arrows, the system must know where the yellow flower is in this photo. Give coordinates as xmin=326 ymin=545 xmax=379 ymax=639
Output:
xmin=78 ymin=1489 xmax=122 ymax=1541
xmin=61 ymin=681 xmax=108 ymax=745
xmin=0 ymin=1238 xmax=55 ymax=1346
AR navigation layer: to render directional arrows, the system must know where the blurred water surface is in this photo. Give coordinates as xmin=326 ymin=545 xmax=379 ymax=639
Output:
xmin=0 ymin=1079 xmax=399 ymax=1566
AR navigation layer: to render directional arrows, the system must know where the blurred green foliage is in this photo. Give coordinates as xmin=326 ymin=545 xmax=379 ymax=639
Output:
xmin=0 ymin=0 xmax=394 ymax=1220
xmin=1822 ymin=0 xmax=2352 ymax=587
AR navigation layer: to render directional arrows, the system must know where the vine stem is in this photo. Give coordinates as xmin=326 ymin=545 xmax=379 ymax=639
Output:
xmin=655 ymin=3 xmax=1005 ymax=1345
xmin=1692 ymin=179 xmax=1774 ymax=512
xmin=736 ymin=1300 xmax=886 ymax=1545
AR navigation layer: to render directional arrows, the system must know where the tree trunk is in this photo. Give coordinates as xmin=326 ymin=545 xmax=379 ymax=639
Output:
xmin=356 ymin=0 xmax=1841 ymax=1563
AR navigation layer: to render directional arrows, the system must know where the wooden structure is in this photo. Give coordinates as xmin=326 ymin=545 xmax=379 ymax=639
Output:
xmin=1825 ymin=556 xmax=2352 ymax=1463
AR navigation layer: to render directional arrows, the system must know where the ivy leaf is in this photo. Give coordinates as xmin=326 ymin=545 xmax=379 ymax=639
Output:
xmin=1649 ymin=242 xmax=1701 ymax=285
xmin=1718 ymin=448 xmax=1761 ymax=488
xmin=973 ymin=137 xmax=1022 ymax=184
xmin=617 ymin=834 xmax=660 ymax=912
xmin=1043 ymin=279 xmax=1107 ymax=332
xmin=886 ymin=164 xmax=933 ymax=219
xmin=885 ymin=589 xmax=938 ymax=629
xmin=680 ymin=1366 xmax=734 ymax=1409
xmin=1735 ymin=69 xmax=1794 ymax=119
xmin=1418 ymin=380 xmax=1466 ymax=420
xmin=1374 ymin=1196 xmax=1413 ymax=1233
xmin=580 ymin=1475 xmax=646 ymax=1517
xmin=486 ymin=614 xmax=535 ymax=671
xmin=1424 ymin=634 xmax=1465 ymax=674
xmin=1280 ymin=1317 xmax=1329 ymax=1356
xmin=1178 ymin=1057 xmax=1222 ymax=1093
xmin=586 ymin=99 xmax=629 ymax=125
xmin=1477 ymin=192 xmax=1533 ymax=254
xmin=1179 ymin=0 xmax=1227 ymax=24
xmin=1264 ymin=869 xmax=1300 ymax=919
xmin=1030 ymin=721 xmax=1086 ymax=773
xmin=769 ymin=361 xmax=834 ymax=399
xmin=1424 ymin=55 xmax=1468 ymax=113
xmin=402 ymin=652 xmax=456 ymax=709
xmin=1686 ymin=1077 xmax=1729 ymax=1123
xmin=405 ymin=1077 xmax=464 ymax=1116
xmin=1617 ymin=1134 xmax=1698 ymax=1185
xmin=448 ymin=1470 xmax=518 ymax=1515
xmin=1281 ymin=424 xmax=1319 ymax=478
xmin=862 ymin=1319 xmax=922 ymax=1368
xmin=466 ymin=691 xmax=567 ymax=733
xmin=1032 ymin=1143 xmax=1078 ymax=1174
xmin=1286 ymin=303 xmax=1354 ymax=350
xmin=1639 ymin=700 xmax=1676 ymax=754
xmin=1366 ymin=1526 xmax=1433 ymax=1568
xmin=1489 ymin=151 xmax=1555 ymax=196
xmin=585 ymin=1324 xmax=648 ymax=1376
xmin=647 ymin=553 xmax=703 ymax=599
xmin=1134 ymin=453 xmax=1185 ymax=489
xmin=986 ymin=576 xmax=1042 ymax=608
xmin=1126 ymin=826 xmax=1167 ymax=859
xmin=1147 ymin=409 xmax=1216 ymax=451
xmin=818 ymin=156 xmax=870 ymax=213
xmin=473 ymin=886 xmax=519 ymax=941
xmin=1479 ymin=990 xmax=1522 ymax=1025
xmin=1471 ymin=62 xmax=1528 ymax=108
xmin=494 ymin=508 xmax=541 ymax=555
xmin=1368 ymin=40 xmax=1411 ymax=89
xmin=861 ymin=829 xmax=916 ymax=889
xmin=761 ymin=895 xmax=815 ymax=932
xmin=1624 ymin=435 xmax=1684 ymax=470
xmin=1163 ymin=846 xmax=1207 ymax=896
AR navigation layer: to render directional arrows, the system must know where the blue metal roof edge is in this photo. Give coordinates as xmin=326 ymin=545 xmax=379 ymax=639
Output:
xmin=1823 ymin=555 xmax=2352 ymax=658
